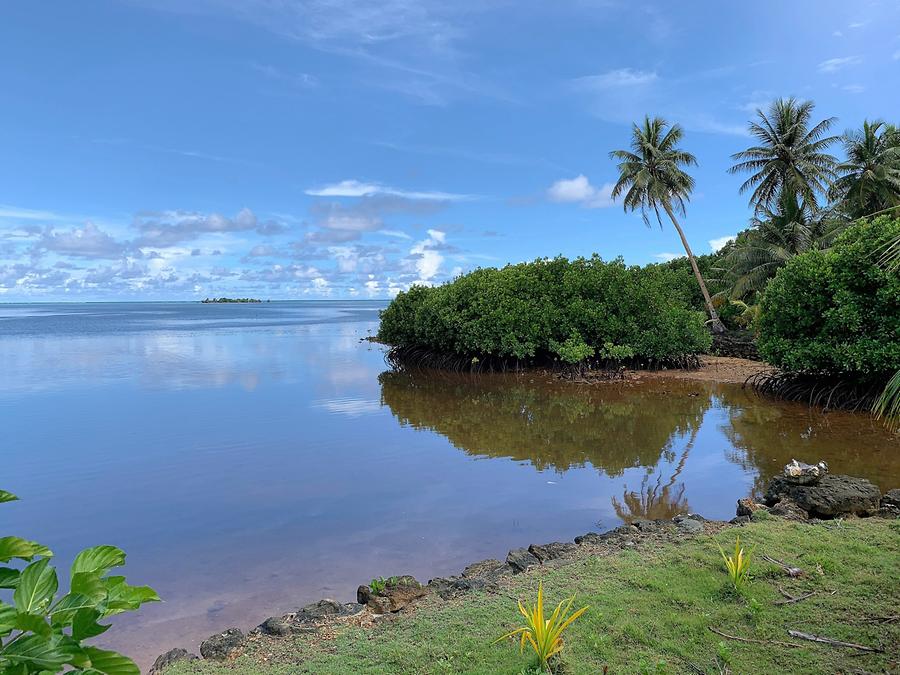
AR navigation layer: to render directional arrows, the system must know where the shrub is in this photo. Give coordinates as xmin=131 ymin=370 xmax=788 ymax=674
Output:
xmin=0 ymin=489 xmax=158 ymax=674
xmin=494 ymin=582 xmax=587 ymax=672
xmin=378 ymin=256 xmax=712 ymax=367
xmin=757 ymin=216 xmax=900 ymax=378
xmin=716 ymin=536 xmax=754 ymax=592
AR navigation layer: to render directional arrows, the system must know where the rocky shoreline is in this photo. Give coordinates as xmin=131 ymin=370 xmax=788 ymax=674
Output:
xmin=149 ymin=461 xmax=900 ymax=674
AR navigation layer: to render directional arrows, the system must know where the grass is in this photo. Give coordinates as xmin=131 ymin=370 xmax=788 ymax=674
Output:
xmin=170 ymin=518 xmax=899 ymax=674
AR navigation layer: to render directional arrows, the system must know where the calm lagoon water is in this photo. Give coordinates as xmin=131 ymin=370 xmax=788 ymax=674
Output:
xmin=1 ymin=301 xmax=898 ymax=666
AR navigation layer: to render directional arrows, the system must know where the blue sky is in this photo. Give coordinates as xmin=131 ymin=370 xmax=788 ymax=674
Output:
xmin=1 ymin=0 xmax=899 ymax=300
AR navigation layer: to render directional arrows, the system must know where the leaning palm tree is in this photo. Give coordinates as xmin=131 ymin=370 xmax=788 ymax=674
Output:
xmin=730 ymin=97 xmax=838 ymax=212
xmin=829 ymin=120 xmax=900 ymax=219
xmin=724 ymin=188 xmax=842 ymax=299
xmin=610 ymin=116 xmax=725 ymax=332
xmin=873 ymin=229 xmax=900 ymax=429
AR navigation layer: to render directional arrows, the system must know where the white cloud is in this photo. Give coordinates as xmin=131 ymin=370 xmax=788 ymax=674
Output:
xmin=893 ymin=49 xmax=900 ymax=61
xmin=841 ymin=84 xmax=865 ymax=94
xmin=654 ymin=252 xmax=681 ymax=262
xmin=709 ymin=235 xmax=736 ymax=252
xmin=573 ymin=68 xmax=658 ymax=89
xmin=817 ymin=56 xmax=862 ymax=73
xmin=38 ymin=222 xmax=127 ymax=259
xmin=547 ymin=175 xmax=614 ymax=208
xmin=833 ymin=30 xmax=843 ymax=37
xmin=305 ymin=179 xmax=473 ymax=201
xmin=377 ymin=229 xmax=412 ymax=239
xmin=409 ymin=229 xmax=446 ymax=282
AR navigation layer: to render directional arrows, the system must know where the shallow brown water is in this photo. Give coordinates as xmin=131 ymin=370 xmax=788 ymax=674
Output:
xmin=2 ymin=302 xmax=897 ymax=668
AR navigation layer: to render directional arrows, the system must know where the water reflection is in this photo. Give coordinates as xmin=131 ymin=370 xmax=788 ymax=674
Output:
xmin=379 ymin=371 xmax=711 ymax=477
xmin=3 ymin=302 xmax=897 ymax=668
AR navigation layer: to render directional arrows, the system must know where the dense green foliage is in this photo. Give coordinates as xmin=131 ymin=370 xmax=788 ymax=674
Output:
xmin=757 ymin=216 xmax=900 ymax=377
xmin=0 ymin=489 xmax=157 ymax=674
xmin=378 ymin=256 xmax=712 ymax=365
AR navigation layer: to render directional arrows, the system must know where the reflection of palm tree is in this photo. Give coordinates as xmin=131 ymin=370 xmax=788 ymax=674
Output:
xmin=611 ymin=425 xmax=696 ymax=521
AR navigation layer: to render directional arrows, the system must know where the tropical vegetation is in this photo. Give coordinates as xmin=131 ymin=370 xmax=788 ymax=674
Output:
xmin=756 ymin=216 xmax=900 ymax=379
xmin=0 ymin=489 xmax=158 ymax=674
xmin=377 ymin=256 xmax=712 ymax=368
xmin=493 ymin=581 xmax=587 ymax=673
xmin=610 ymin=116 xmax=726 ymax=332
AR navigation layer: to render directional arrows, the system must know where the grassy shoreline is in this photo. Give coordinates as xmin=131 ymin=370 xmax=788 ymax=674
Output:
xmin=167 ymin=517 xmax=899 ymax=674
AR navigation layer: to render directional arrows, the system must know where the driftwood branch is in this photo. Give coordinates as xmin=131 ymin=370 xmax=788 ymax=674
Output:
xmin=787 ymin=630 xmax=884 ymax=653
xmin=762 ymin=555 xmax=804 ymax=577
xmin=774 ymin=587 xmax=816 ymax=605
xmin=708 ymin=627 xmax=804 ymax=648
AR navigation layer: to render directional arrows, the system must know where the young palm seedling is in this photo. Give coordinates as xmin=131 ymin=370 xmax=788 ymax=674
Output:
xmin=495 ymin=581 xmax=588 ymax=673
xmin=717 ymin=536 xmax=754 ymax=591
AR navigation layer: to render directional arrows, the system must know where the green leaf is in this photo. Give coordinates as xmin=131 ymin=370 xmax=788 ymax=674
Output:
xmin=50 ymin=592 xmax=99 ymax=627
xmin=14 ymin=611 xmax=51 ymax=637
xmin=72 ymin=608 xmax=110 ymax=641
xmin=102 ymin=577 xmax=160 ymax=616
xmin=0 ymin=566 xmax=20 ymax=589
xmin=13 ymin=559 xmax=58 ymax=614
xmin=71 ymin=546 xmax=126 ymax=577
xmin=0 ymin=634 xmax=69 ymax=671
xmin=70 ymin=572 xmax=107 ymax=603
xmin=0 ymin=537 xmax=53 ymax=563
xmin=83 ymin=646 xmax=139 ymax=675
xmin=0 ymin=490 xmax=18 ymax=504
xmin=0 ymin=601 xmax=17 ymax=634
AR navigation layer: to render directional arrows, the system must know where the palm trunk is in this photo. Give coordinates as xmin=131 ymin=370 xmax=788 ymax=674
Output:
xmin=663 ymin=203 xmax=726 ymax=334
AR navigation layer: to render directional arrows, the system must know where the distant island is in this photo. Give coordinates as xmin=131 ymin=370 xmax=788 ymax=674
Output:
xmin=201 ymin=297 xmax=266 ymax=303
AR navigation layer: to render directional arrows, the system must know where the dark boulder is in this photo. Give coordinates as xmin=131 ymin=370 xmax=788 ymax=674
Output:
xmin=296 ymin=598 xmax=345 ymax=622
xmin=769 ymin=498 xmax=808 ymax=521
xmin=199 ymin=628 xmax=245 ymax=661
xmin=881 ymin=488 xmax=900 ymax=509
xmin=149 ymin=648 xmax=198 ymax=675
xmin=258 ymin=616 xmax=293 ymax=636
xmin=506 ymin=548 xmax=540 ymax=573
xmin=366 ymin=576 xmax=427 ymax=614
xmin=765 ymin=474 xmax=881 ymax=518
xmin=736 ymin=498 xmax=767 ymax=517
xmin=676 ymin=518 xmax=703 ymax=534
xmin=527 ymin=542 xmax=578 ymax=563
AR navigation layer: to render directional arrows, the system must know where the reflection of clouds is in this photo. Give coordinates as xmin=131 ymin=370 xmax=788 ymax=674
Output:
xmin=0 ymin=303 xmax=383 ymax=396
xmin=312 ymin=397 xmax=382 ymax=417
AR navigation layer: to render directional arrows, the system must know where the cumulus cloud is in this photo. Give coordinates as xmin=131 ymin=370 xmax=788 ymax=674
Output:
xmin=547 ymin=175 xmax=614 ymax=208
xmin=409 ymin=229 xmax=446 ymax=282
xmin=817 ymin=55 xmax=862 ymax=73
xmin=134 ymin=208 xmax=286 ymax=247
xmin=36 ymin=222 xmax=127 ymax=259
xmin=709 ymin=235 xmax=736 ymax=252
xmin=654 ymin=252 xmax=681 ymax=262
xmin=305 ymin=179 xmax=474 ymax=201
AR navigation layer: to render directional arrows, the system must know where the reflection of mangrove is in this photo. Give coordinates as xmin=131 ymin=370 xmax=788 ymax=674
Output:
xmin=378 ymin=371 xmax=711 ymax=477
xmin=722 ymin=399 xmax=900 ymax=494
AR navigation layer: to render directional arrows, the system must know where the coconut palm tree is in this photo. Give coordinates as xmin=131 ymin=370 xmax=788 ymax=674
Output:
xmin=873 ymin=230 xmax=900 ymax=428
xmin=610 ymin=116 xmax=725 ymax=332
xmin=829 ymin=120 xmax=900 ymax=219
xmin=724 ymin=189 xmax=842 ymax=299
xmin=729 ymin=97 xmax=838 ymax=212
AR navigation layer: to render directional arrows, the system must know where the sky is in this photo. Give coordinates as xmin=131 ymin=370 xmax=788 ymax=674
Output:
xmin=1 ymin=0 xmax=899 ymax=301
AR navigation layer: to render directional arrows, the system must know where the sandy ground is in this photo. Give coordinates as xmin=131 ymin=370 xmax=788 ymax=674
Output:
xmin=626 ymin=355 xmax=774 ymax=385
